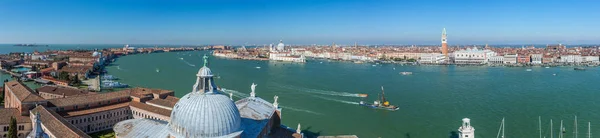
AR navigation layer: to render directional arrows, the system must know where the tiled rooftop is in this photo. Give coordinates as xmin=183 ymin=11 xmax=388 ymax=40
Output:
xmin=36 ymin=85 xmax=94 ymax=97
xmin=0 ymin=108 xmax=31 ymax=124
xmin=146 ymin=99 xmax=176 ymax=109
xmin=130 ymin=101 xmax=172 ymax=117
xmin=59 ymin=102 xmax=130 ymax=118
xmin=5 ymin=81 xmax=45 ymax=102
xmin=30 ymin=106 xmax=91 ymax=138
xmin=47 ymin=90 xmax=130 ymax=107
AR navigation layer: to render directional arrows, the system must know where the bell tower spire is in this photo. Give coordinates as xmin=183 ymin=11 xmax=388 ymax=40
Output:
xmin=458 ymin=118 xmax=475 ymax=138
xmin=441 ymin=28 xmax=449 ymax=59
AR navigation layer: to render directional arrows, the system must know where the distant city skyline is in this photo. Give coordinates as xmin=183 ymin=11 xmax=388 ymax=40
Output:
xmin=0 ymin=0 xmax=599 ymax=45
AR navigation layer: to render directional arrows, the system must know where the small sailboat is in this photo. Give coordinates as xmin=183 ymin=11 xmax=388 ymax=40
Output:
xmin=588 ymin=122 xmax=591 ymax=138
xmin=496 ymin=118 xmax=504 ymax=138
xmin=156 ymin=68 xmax=160 ymax=73
xmin=179 ymin=58 xmax=184 ymax=60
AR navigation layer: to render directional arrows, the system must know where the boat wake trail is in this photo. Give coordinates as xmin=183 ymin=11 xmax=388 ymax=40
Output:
xmin=276 ymin=84 xmax=362 ymax=97
xmin=279 ymin=105 xmax=322 ymax=115
xmin=178 ymin=58 xmax=196 ymax=67
xmin=312 ymin=95 xmax=359 ymax=105
xmin=115 ymin=66 xmax=127 ymax=71
xmin=221 ymin=88 xmax=249 ymax=97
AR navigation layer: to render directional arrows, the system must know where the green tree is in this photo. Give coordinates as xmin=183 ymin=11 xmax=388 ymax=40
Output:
xmin=8 ymin=116 xmax=16 ymax=138
xmin=58 ymin=71 xmax=70 ymax=81
xmin=407 ymin=58 xmax=417 ymax=62
xmin=71 ymin=74 xmax=81 ymax=86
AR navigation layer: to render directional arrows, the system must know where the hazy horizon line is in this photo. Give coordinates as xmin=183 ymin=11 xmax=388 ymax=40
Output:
xmin=1 ymin=43 xmax=600 ymax=47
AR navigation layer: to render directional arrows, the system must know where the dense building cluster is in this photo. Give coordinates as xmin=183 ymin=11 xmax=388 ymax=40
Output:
xmin=212 ymin=29 xmax=600 ymax=66
xmin=2 ymin=79 xmax=180 ymax=138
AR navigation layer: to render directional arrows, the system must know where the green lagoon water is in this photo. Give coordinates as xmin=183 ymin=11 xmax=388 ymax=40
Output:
xmin=3 ymin=45 xmax=600 ymax=137
xmin=106 ymin=51 xmax=600 ymax=138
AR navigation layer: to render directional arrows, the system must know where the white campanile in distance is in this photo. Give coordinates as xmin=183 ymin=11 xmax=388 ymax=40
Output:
xmin=458 ymin=118 xmax=475 ymax=138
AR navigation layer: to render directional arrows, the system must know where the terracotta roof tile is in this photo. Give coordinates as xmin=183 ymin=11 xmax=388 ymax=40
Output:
xmin=130 ymin=87 xmax=173 ymax=95
xmin=4 ymin=81 xmax=45 ymax=102
xmin=146 ymin=99 xmax=176 ymax=109
xmin=36 ymin=86 xmax=94 ymax=97
xmin=0 ymin=108 xmax=31 ymax=124
xmin=30 ymin=106 xmax=91 ymax=138
xmin=129 ymin=101 xmax=171 ymax=117
xmin=59 ymin=102 xmax=130 ymax=118
xmin=164 ymin=96 xmax=179 ymax=103
xmin=47 ymin=90 xmax=130 ymax=107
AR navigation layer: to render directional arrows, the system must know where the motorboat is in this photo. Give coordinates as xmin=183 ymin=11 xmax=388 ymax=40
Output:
xmin=359 ymin=86 xmax=399 ymax=111
xmin=400 ymin=72 xmax=413 ymax=75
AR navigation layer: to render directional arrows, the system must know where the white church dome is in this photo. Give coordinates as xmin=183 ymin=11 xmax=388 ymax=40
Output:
xmin=167 ymin=54 xmax=243 ymax=137
xmin=276 ymin=40 xmax=285 ymax=51
xmin=168 ymin=92 xmax=243 ymax=138
xmin=92 ymin=51 xmax=100 ymax=57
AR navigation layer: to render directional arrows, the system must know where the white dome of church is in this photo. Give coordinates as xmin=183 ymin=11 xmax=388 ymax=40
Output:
xmin=168 ymin=55 xmax=243 ymax=137
xmin=92 ymin=51 xmax=100 ymax=57
xmin=168 ymin=92 xmax=243 ymax=137
xmin=276 ymin=40 xmax=285 ymax=51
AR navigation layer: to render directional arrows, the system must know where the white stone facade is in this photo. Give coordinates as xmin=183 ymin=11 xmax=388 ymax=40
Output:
xmin=531 ymin=54 xmax=543 ymax=64
xmin=559 ymin=55 xmax=582 ymax=63
xmin=418 ymin=53 xmax=445 ymax=63
xmin=503 ymin=54 xmax=518 ymax=64
xmin=489 ymin=56 xmax=504 ymax=64
xmin=453 ymin=48 xmax=496 ymax=64
xmin=583 ymin=56 xmax=599 ymax=63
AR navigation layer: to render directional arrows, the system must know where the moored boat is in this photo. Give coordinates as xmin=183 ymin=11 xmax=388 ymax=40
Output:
xmin=574 ymin=67 xmax=586 ymax=71
xmin=359 ymin=86 xmax=399 ymax=111
xmin=400 ymin=72 xmax=413 ymax=75
xmin=101 ymin=75 xmax=118 ymax=80
xmin=102 ymin=80 xmax=128 ymax=88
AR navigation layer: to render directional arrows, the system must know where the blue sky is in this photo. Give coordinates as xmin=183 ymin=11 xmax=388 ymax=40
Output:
xmin=0 ymin=0 xmax=598 ymax=45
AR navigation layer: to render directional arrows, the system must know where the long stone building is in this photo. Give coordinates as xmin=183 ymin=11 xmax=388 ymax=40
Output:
xmin=2 ymin=80 xmax=180 ymax=138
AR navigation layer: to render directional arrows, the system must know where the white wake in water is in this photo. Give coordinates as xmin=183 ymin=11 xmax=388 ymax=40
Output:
xmin=276 ymin=84 xmax=362 ymax=97
xmin=115 ymin=66 xmax=127 ymax=71
xmin=220 ymin=88 xmax=322 ymax=115
xmin=279 ymin=105 xmax=322 ymax=115
xmin=220 ymin=88 xmax=249 ymax=97
xmin=312 ymin=95 xmax=359 ymax=105
xmin=178 ymin=58 xmax=196 ymax=67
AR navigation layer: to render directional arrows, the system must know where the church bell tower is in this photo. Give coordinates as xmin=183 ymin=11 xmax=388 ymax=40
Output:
xmin=458 ymin=118 xmax=475 ymax=138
